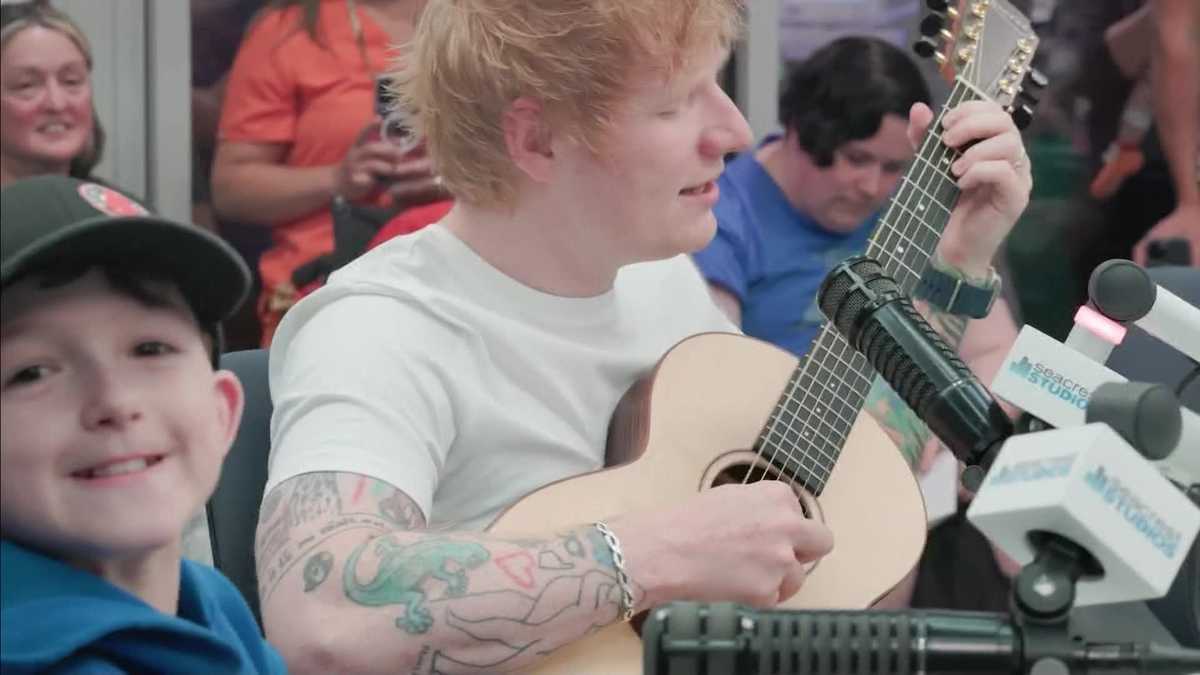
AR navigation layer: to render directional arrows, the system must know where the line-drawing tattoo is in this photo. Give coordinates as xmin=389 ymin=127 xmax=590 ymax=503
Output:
xmin=289 ymin=473 xmax=343 ymax=526
xmin=261 ymin=473 xmax=343 ymax=568
xmin=561 ymin=531 xmax=585 ymax=558
xmin=258 ymin=487 xmax=284 ymax=525
xmin=257 ymin=473 xmax=394 ymax=602
xmin=303 ymin=551 xmax=334 ymax=592
xmin=380 ymin=487 xmax=423 ymax=529
xmin=430 ymin=570 xmax=623 ymax=670
xmin=537 ymin=550 xmax=576 ymax=571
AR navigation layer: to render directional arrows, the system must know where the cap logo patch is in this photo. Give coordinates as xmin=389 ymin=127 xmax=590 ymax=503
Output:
xmin=77 ymin=183 xmax=149 ymax=217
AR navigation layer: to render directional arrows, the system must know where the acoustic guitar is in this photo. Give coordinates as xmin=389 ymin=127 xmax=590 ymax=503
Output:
xmin=491 ymin=2 xmax=1043 ymax=672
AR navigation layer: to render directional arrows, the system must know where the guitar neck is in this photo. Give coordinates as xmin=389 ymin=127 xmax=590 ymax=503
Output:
xmin=757 ymin=79 xmax=984 ymax=495
xmin=869 ymin=79 xmax=982 ymax=292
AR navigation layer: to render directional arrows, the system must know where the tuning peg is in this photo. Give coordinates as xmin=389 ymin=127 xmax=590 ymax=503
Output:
xmin=919 ymin=13 xmax=945 ymax=37
xmin=1018 ymin=88 xmax=1046 ymax=114
xmin=1023 ymin=68 xmax=1049 ymax=92
xmin=1017 ymin=88 xmax=1042 ymax=107
xmin=913 ymin=37 xmax=941 ymax=60
xmin=925 ymin=0 xmax=960 ymax=20
xmin=1010 ymin=103 xmax=1035 ymax=130
xmin=1014 ymin=69 xmax=1049 ymax=105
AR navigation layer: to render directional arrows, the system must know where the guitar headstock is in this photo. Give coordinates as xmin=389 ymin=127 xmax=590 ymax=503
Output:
xmin=913 ymin=0 xmax=1048 ymax=128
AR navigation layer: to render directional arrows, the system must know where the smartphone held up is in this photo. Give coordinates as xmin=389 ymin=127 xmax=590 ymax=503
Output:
xmin=375 ymin=74 xmax=422 ymax=155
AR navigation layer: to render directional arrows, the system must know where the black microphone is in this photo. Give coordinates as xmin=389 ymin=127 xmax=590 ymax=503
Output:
xmin=817 ymin=256 xmax=1013 ymax=488
xmin=642 ymin=602 xmax=1200 ymax=675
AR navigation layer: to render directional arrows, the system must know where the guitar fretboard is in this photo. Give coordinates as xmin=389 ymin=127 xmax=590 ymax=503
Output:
xmin=755 ymin=80 xmax=981 ymax=494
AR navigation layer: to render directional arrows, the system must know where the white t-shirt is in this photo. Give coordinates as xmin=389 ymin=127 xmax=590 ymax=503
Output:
xmin=266 ymin=224 xmax=737 ymax=531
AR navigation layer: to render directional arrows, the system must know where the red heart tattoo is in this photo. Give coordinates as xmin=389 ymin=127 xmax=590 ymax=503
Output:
xmin=495 ymin=551 xmax=536 ymax=589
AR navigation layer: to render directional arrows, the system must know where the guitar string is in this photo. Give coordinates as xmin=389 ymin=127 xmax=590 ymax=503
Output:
xmin=748 ymin=79 xmax=977 ymax=493
xmin=777 ymin=40 xmax=996 ymax=485
xmin=748 ymin=90 xmax=963 ymax=490
xmin=759 ymin=342 xmax=869 ymax=481
xmin=760 ymin=82 xmax=966 ymax=487
xmin=751 ymin=80 xmax=973 ymax=489
xmin=810 ymin=82 xmax=975 ymax=472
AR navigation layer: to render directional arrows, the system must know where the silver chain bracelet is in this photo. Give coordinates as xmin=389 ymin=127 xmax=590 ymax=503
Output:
xmin=593 ymin=521 xmax=636 ymax=621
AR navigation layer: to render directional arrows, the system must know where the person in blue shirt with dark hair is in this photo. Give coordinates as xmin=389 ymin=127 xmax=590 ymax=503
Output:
xmin=696 ymin=35 xmax=937 ymax=354
xmin=694 ymin=35 xmax=1023 ymax=469
xmin=0 ymin=175 xmax=285 ymax=674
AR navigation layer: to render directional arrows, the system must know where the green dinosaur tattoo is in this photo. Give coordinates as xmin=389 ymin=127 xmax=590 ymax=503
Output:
xmin=864 ymin=375 xmax=930 ymax=468
xmin=864 ymin=303 xmax=969 ymax=467
xmin=343 ymin=536 xmax=490 ymax=634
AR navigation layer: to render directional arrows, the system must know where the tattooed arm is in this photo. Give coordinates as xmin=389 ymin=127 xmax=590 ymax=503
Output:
xmin=256 ymin=471 xmax=641 ymax=674
xmin=865 ymin=96 xmax=1030 ymax=466
xmin=864 ymin=298 xmax=1019 ymax=468
xmin=256 ymin=471 xmax=833 ymax=674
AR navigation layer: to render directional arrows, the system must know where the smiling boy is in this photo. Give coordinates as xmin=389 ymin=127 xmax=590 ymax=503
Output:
xmin=0 ymin=176 xmax=284 ymax=673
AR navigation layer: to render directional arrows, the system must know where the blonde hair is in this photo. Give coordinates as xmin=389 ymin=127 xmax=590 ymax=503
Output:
xmin=1 ymin=0 xmax=102 ymax=178
xmin=1 ymin=1 xmax=92 ymax=65
xmin=396 ymin=0 xmax=744 ymax=208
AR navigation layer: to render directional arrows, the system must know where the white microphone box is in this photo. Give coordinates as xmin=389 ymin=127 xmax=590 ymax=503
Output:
xmin=992 ymin=324 xmax=1200 ymax=486
xmin=967 ymin=424 xmax=1200 ymax=606
xmin=991 ymin=325 xmax=1122 ymax=428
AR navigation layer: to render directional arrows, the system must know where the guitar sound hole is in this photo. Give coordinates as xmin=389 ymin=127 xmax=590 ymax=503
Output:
xmin=711 ymin=461 xmax=812 ymax=519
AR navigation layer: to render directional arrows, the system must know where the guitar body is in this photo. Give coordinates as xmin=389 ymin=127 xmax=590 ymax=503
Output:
xmin=490 ymin=332 xmax=927 ymax=675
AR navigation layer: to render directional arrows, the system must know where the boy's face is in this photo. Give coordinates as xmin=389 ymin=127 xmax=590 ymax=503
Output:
xmin=0 ymin=269 xmax=242 ymax=560
xmin=551 ymin=43 xmax=753 ymax=265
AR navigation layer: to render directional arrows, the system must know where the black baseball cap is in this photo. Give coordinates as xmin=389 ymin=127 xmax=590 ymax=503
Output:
xmin=1 ymin=176 xmax=251 ymax=358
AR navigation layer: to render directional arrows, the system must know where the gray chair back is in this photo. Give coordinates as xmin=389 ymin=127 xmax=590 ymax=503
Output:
xmin=207 ymin=348 xmax=272 ymax=627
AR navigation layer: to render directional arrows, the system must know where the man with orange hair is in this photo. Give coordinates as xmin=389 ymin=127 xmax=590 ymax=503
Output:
xmin=255 ymin=1 xmax=1033 ymax=672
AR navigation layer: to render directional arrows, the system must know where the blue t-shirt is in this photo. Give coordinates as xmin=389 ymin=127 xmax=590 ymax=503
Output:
xmin=1 ymin=539 xmax=285 ymax=674
xmin=693 ymin=140 xmax=875 ymax=357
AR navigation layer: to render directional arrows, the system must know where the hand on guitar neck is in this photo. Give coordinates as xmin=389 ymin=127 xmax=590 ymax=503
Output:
xmin=908 ymin=99 xmax=1033 ymax=278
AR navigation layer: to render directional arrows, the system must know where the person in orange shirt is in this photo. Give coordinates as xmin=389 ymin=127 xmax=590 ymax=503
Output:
xmin=212 ymin=0 xmax=445 ymax=344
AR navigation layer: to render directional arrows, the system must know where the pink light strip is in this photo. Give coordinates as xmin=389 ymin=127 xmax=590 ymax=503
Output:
xmin=1075 ymin=305 xmax=1128 ymax=345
